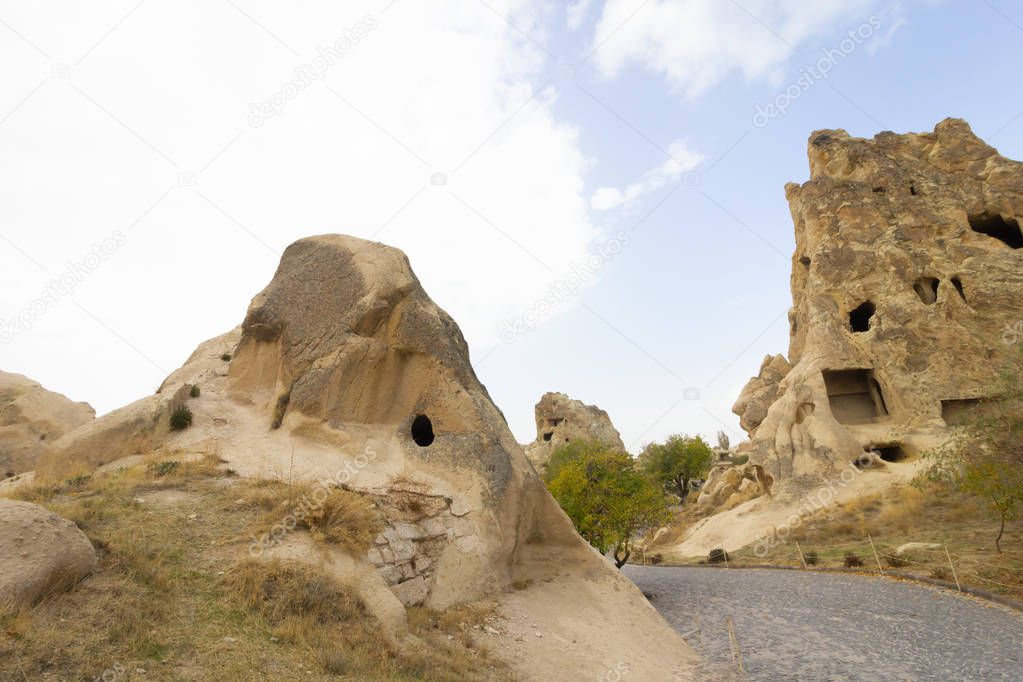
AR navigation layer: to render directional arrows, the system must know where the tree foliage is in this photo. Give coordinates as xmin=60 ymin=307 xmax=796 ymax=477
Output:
xmin=543 ymin=440 xmax=670 ymax=568
xmin=638 ymin=434 xmax=714 ymax=504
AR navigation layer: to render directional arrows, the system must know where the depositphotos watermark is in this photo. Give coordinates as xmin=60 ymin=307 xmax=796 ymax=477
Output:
xmin=247 ymin=15 xmax=378 ymax=128
xmin=1 ymin=231 xmax=127 ymax=344
xmin=753 ymin=15 xmax=882 ymax=128
xmin=499 ymin=232 xmax=631 ymax=343
xmin=248 ymin=445 xmax=379 ymax=557
xmin=751 ymin=456 xmax=868 ymax=557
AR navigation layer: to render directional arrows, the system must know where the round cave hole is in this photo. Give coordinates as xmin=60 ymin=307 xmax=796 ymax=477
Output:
xmin=411 ymin=414 xmax=434 ymax=447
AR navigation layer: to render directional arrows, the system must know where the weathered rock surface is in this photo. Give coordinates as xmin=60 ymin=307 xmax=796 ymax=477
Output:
xmin=523 ymin=391 xmax=625 ymax=469
xmin=0 ymin=371 xmax=94 ymax=476
xmin=732 ymin=354 xmax=790 ymax=435
xmin=738 ymin=118 xmax=1023 ymax=483
xmin=675 ymin=120 xmax=1023 ymax=556
xmin=0 ymin=499 xmax=97 ymax=608
xmin=35 ymin=234 xmax=696 ymax=678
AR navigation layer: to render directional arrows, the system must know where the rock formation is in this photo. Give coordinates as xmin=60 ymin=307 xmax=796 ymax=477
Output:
xmin=737 ymin=118 xmax=1023 ymax=485
xmin=0 ymin=499 xmax=97 ymax=608
xmin=675 ymin=120 xmax=1023 ymax=555
xmin=0 ymin=371 xmax=94 ymax=477
xmin=29 ymin=234 xmax=695 ymax=678
xmin=523 ymin=391 xmax=626 ymax=469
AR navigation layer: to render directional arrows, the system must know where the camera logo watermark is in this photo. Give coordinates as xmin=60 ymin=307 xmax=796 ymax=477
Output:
xmin=1 ymin=231 xmax=127 ymax=344
xmin=753 ymin=16 xmax=882 ymax=128
xmin=248 ymin=15 xmax=378 ymax=128
xmin=499 ymin=232 xmax=630 ymax=343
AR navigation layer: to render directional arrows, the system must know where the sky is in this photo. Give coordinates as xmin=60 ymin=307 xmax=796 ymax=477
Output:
xmin=1 ymin=0 xmax=1022 ymax=451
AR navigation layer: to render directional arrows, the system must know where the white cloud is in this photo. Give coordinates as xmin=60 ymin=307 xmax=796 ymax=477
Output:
xmin=0 ymin=0 xmax=597 ymax=415
xmin=589 ymin=0 xmax=882 ymax=97
xmin=567 ymin=0 xmax=595 ymax=30
xmin=591 ymin=140 xmax=702 ymax=211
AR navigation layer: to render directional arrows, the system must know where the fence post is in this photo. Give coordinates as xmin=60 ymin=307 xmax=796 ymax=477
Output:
xmin=795 ymin=541 xmax=808 ymax=570
xmin=944 ymin=544 xmax=962 ymax=591
xmin=867 ymin=534 xmax=885 ymax=575
xmin=725 ymin=616 xmax=745 ymax=674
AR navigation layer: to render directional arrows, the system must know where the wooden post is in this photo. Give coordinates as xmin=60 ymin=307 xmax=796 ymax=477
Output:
xmin=944 ymin=544 xmax=961 ymax=591
xmin=726 ymin=617 xmax=745 ymax=674
xmin=723 ymin=548 xmax=730 ymax=569
xmin=867 ymin=534 xmax=885 ymax=575
xmin=795 ymin=541 xmax=808 ymax=570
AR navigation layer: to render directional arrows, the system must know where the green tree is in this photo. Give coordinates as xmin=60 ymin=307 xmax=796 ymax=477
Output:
xmin=638 ymin=434 xmax=714 ymax=504
xmin=544 ymin=440 xmax=670 ymax=568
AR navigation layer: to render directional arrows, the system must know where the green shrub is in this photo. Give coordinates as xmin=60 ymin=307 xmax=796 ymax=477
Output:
xmin=189 ymin=384 xmax=200 ymax=398
xmin=708 ymin=548 xmax=729 ymax=564
xmin=805 ymin=550 xmax=819 ymax=566
xmin=169 ymin=404 xmax=193 ymax=431
xmin=844 ymin=552 xmax=864 ymax=568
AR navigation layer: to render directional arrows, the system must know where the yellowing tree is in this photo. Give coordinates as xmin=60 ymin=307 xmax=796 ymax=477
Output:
xmin=544 ymin=440 xmax=670 ymax=568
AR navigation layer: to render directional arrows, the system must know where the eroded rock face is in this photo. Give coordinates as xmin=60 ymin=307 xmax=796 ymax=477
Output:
xmin=0 ymin=499 xmax=97 ymax=608
xmin=732 ymin=354 xmax=790 ymax=435
xmin=736 ymin=118 xmax=1023 ymax=484
xmin=0 ymin=371 xmax=94 ymax=476
xmin=523 ymin=391 xmax=626 ymax=469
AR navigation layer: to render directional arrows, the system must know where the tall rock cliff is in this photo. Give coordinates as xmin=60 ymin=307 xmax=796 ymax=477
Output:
xmin=737 ymin=118 xmax=1023 ymax=486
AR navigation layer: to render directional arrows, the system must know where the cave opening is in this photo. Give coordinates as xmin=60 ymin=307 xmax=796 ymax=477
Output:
xmin=542 ymin=432 xmax=553 ymax=442
xmin=849 ymin=301 xmax=875 ymax=333
xmin=872 ymin=444 xmax=907 ymax=462
xmin=913 ymin=277 xmax=940 ymax=305
xmin=951 ymin=277 xmax=967 ymax=302
xmin=969 ymin=212 xmax=1023 ymax=249
xmin=411 ymin=414 xmax=435 ymax=447
xmin=822 ymin=369 xmax=890 ymax=424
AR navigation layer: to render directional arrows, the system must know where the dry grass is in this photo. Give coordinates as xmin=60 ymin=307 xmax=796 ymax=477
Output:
xmin=243 ymin=480 xmax=383 ymax=553
xmin=0 ymin=458 xmax=510 ymax=681
xmin=654 ymin=482 xmax=1023 ymax=600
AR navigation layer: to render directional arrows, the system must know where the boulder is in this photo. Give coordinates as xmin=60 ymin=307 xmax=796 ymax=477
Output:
xmin=0 ymin=371 xmax=94 ymax=476
xmin=523 ymin=392 xmax=625 ymax=470
xmin=0 ymin=499 xmax=97 ymax=608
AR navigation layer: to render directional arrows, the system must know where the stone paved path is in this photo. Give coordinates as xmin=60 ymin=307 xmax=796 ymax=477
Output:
xmin=624 ymin=565 xmax=1023 ymax=681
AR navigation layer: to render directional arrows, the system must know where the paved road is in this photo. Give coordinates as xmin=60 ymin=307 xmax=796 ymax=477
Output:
xmin=624 ymin=565 xmax=1023 ymax=681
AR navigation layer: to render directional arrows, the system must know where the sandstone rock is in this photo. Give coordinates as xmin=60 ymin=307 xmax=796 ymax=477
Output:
xmin=0 ymin=371 xmax=94 ymax=476
xmin=32 ymin=234 xmax=695 ymax=678
xmin=0 ymin=499 xmax=97 ymax=608
xmin=731 ymin=354 xmax=790 ymax=435
xmin=895 ymin=542 xmax=943 ymax=556
xmin=735 ymin=119 xmax=1023 ymax=483
xmin=523 ymin=391 xmax=626 ymax=470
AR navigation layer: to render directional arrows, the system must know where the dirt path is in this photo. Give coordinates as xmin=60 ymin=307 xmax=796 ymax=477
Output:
xmin=625 ymin=565 xmax=1023 ymax=681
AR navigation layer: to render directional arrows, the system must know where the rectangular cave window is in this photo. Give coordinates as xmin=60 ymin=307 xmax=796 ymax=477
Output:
xmin=822 ymin=369 xmax=890 ymax=425
xmin=542 ymin=432 xmax=553 ymax=442
xmin=968 ymin=212 xmax=1023 ymax=249
xmin=941 ymin=398 xmax=984 ymax=426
